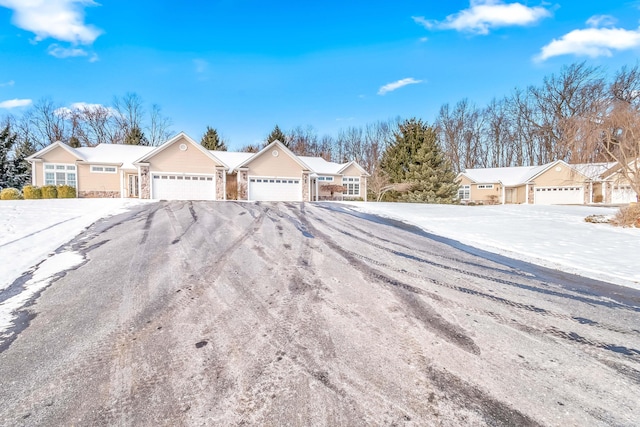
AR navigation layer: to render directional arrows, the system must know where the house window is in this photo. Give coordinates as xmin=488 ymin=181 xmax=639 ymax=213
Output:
xmin=91 ymin=165 xmax=117 ymax=173
xmin=317 ymin=176 xmax=334 ymax=182
xmin=477 ymin=184 xmax=494 ymax=189
xmin=343 ymin=177 xmax=360 ymax=196
xmin=44 ymin=163 xmax=76 ymax=187
xmin=458 ymin=185 xmax=470 ymax=200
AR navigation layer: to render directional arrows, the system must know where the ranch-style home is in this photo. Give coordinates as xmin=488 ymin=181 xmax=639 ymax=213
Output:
xmin=457 ymin=160 xmax=637 ymax=205
xmin=26 ymin=132 xmax=369 ymax=202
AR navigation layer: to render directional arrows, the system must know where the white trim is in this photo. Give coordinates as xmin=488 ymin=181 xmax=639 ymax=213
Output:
xmin=90 ymin=165 xmax=118 ymax=173
xmin=247 ymin=175 xmax=303 ymax=201
xmin=150 ymin=171 xmax=216 ymax=200
xmin=43 ymin=162 xmax=77 ymax=187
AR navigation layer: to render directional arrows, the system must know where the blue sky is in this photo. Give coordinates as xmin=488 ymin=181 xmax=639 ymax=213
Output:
xmin=1 ymin=0 xmax=640 ymax=149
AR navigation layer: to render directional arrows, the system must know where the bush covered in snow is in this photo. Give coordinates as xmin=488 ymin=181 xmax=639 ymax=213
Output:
xmin=22 ymin=185 xmax=42 ymax=199
xmin=612 ymin=203 xmax=640 ymax=228
xmin=0 ymin=187 xmax=23 ymax=200
xmin=57 ymin=185 xmax=76 ymax=198
xmin=41 ymin=185 xmax=58 ymax=199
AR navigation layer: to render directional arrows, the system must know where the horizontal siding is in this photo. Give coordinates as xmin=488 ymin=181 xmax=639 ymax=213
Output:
xmin=248 ymin=149 xmax=303 ymax=177
xmin=534 ymin=165 xmax=587 ymax=187
xmin=149 ymin=138 xmax=220 ymax=173
xmin=78 ymin=164 xmax=120 ymax=192
xmin=39 ymin=146 xmax=78 ymax=163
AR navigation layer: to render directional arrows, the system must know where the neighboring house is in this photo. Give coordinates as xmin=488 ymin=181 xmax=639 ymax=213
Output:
xmin=26 ymin=132 xmax=369 ymax=202
xmin=457 ymin=160 xmax=637 ymax=205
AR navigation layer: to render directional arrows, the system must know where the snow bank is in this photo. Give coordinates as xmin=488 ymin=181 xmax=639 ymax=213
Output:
xmin=343 ymin=202 xmax=640 ymax=290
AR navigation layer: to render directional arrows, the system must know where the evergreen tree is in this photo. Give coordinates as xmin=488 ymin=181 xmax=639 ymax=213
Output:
xmin=68 ymin=136 xmax=81 ymax=148
xmin=13 ymin=137 xmax=36 ymax=188
xmin=380 ymin=118 xmax=458 ymax=203
xmin=0 ymin=123 xmax=18 ymax=189
xmin=200 ymin=126 xmax=227 ymax=151
xmin=124 ymin=125 xmax=149 ymax=146
xmin=265 ymin=124 xmax=288 ymax=147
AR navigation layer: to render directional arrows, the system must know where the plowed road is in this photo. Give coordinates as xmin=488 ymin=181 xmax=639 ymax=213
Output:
xmin=1 ymin=201 xmax=639 ymax=426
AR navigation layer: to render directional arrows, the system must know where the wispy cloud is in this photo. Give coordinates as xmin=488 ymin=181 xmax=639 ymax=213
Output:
xmin=47 ymin=44 xmax=89 ymax=58
xmin=586 ymin=15 xmax=617 ymax=28
xmin=413 ymin=0 xmax=552 ymax=35
xmin=537 ymin=18 xmax=640 ymax=61
xmin=0 ymin=98 xmax=33 ymax=109
xmin=0 ymin=0 xmax=102 ymax=61
xmin=0 ymin=80 xmax=15 ymax=87
xmin=378 ymin=78 xmax=422 ymax=95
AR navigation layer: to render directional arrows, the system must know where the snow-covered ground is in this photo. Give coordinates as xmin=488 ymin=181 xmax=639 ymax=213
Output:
xmin=0 ymin=199 xmax=150 ymax=293
xmin=1 ymin=199 xmax=639 ymax=341
xmin=343 ymin=202 xmax=640 ymax=290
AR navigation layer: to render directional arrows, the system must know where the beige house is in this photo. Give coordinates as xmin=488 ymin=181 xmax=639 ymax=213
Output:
xmin=26 ymin=132 xmax=369 ymax=202
xmin=457 ymin=160 xmax=637 ymax=205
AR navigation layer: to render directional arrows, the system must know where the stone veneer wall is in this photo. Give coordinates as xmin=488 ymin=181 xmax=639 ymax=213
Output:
xmin=216 ymin=168 xmax=225 ymax=200
xmin=79 ymin=190 xmax=120 ymax=198
xmin=140 ymin=166 xmax=150 ymax=199
xmin=302 ymin=172 xmax=310 ymax=201
xmin=238 ymin=169 xmax=248 ymax=200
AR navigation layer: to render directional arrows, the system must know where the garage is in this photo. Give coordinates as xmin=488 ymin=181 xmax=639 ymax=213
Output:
xmin=248 ymin=177 xmax=302 ymax=201
xmin=534 ymin=186 xmax=583 ymax=205
xmin=612 ymin=185 xmax=637 ymax=204
xmin=151 ymin=173 xmax=216 ymax=200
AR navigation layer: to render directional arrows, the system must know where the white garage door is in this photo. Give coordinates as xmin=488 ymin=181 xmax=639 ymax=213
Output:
xmin=248 ymin=177 xmax=302 ymax=201
xmin=534 ymin=186 xmax=583 ymax=205
xmin=612 ymin=185 xmax=637 ymax=204
xmin=152 ymin=174 xmax=216 ymax=200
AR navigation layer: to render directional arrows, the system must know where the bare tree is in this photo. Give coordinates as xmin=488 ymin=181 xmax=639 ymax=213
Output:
xmin=112 ymin=93 xmax=145 ymax=141
xmin=595 ymin=100 xmax=640 ymax=201
xmin=28 ymin=98 xmax=68 ymax=148
xmin=147 ymin=104 xmax=172 ymax=146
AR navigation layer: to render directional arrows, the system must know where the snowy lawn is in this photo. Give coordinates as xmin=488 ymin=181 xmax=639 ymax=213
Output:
xmin=0 ymin=198 xmax=151 ymax=292
xmin=342 ymin=202 xmax=640 ymax=290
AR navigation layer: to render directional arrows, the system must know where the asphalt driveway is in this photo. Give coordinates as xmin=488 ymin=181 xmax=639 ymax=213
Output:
xmin=1 ymin=201 xmax=639 ymax=426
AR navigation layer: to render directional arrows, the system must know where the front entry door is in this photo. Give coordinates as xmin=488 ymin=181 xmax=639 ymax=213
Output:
xmin=128 ymin=174 xmax=139 ymax=198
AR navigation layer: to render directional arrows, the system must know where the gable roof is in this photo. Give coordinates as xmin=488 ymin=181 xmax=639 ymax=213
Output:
xmin=134 ymin=132 xmax=229 ymax=169
xmin=298 ymin=156 xmax=344 ymax=175
xmin=571 ymin=162 xmax=617 ymax=180
xmin=26 ymin=141 xmax=86 ymax=162
xmin=75 ymin=144 xmax=154 ymax=169
xmin=337 ymin=160 xmax=370 ymax=176
xmin=460 ymin=160 xmax=597 ymax=186
xmin=459 ymin=165 xmax=544 ymax=186
xmin=234 ymin=140 xmax=311 ymax=172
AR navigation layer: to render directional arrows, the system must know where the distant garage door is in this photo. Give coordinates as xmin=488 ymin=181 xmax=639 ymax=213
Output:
xmin=152 ymin=174 xmax=216 ymax=200
xmin=534 ymin=186 xmax=583 ymax=205
xmin=612 ymin=185 xmax=637 ymax=204
xmin=248 ymin=177 xmax=302 ymax=201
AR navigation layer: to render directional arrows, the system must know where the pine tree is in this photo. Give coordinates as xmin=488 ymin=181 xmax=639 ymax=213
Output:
xmin=201 ymin=126 xmax=227 ymax=151
xmin=124 ymin=125 xmax=149 ymax=146
xmin=380 ymin=118 xmax=458 ymax=203
xmin=0 ymin=123 xmax=18 ymax=189
xmin=265 ymin=125 xmax=288 ymax=147
xmin=13 ymin=137 xmax=36 ymax=188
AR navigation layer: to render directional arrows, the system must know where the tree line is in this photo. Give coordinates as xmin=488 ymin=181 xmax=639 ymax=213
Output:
xmin=2 ymin=61 xmax=639 ymax=200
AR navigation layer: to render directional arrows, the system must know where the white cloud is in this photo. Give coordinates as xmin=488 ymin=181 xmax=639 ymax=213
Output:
xmin=537 ymin=26 xmax=640 ymax=61
xmin=0 ymin=0 xmax=102 ymax=44
xmin=0 ymin=80 xmax=15 ymax=87
xmin=414 ymin=0 xmax=552 ymax=35
xmin=586 ymin=15 xmax=617 ymax=28
xmin=378 ymin=78 xmax=422 ymax=95
xmin=55 ymin=102 xmax=116 ymax=117
xmin=47 ymin=44 xmax=89 ymax=58
xmin=0 ymin=98 xmax=33 ymax=109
